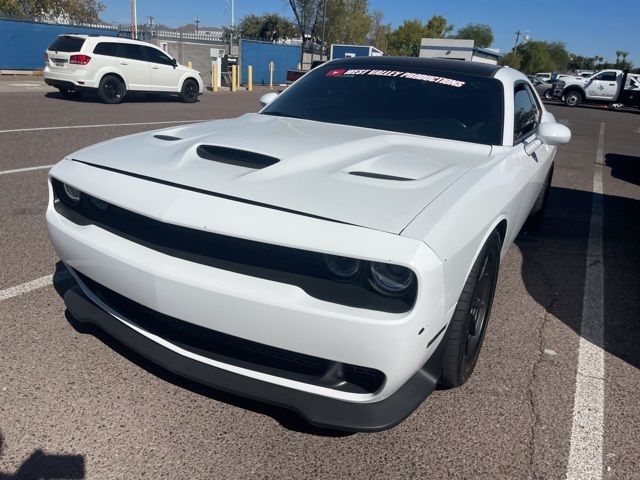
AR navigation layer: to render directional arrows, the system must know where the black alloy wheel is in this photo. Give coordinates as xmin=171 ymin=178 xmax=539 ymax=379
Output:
xmin=181 ymin=79 xmax=199 ymax=103
xmin=98 ymin=75 xmax=125 ymax=104
xmin=440 ymin=230 xmax=501 ymax=387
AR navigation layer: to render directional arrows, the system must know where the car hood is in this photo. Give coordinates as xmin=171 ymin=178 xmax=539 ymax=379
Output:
xmin=69 ymin=113 xmax=491 ymax=234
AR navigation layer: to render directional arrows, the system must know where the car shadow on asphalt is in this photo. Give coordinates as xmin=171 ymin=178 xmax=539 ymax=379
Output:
xmin=44 ymin=91 xmax=194 ymax=104
xmin=51 ymin=263 xmax=352 ymax=438
xmin=0 ymin=433 xmax=85 ymax=479
xmin=517 ymin=181 xmax=640 ymax=371
xmin=606 ymin=153 xmax=640 ymax=187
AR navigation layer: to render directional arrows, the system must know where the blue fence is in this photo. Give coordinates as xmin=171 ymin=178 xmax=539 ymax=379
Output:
xmin=240 ymin=39 xmax=301 ymax=85
xmin=0 ymin=18 xmax=120 ymax=70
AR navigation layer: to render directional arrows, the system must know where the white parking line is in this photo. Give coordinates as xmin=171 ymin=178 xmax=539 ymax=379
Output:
xmin=0 ymin=164 xmax=55 ymax=175
xmin=566 ymin=122 xmax=606 ymax=480
xmin=0 ymin=271 xmax=70 ymax=303
xmin=0 ymin=119 xmax=208 ymax=134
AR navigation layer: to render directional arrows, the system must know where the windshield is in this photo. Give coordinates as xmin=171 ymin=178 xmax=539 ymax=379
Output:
xmin=262 ymin=63 xmax=504 ymax=145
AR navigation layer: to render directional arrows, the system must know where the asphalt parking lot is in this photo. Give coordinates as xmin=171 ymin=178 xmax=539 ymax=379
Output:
xmin=1 ymin=78 xmax=639 ymax=480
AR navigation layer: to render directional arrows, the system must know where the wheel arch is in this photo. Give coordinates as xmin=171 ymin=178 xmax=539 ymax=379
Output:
xmin=179 ymin=74 xmax=202 ymax=92
xmin=99 ymin=71 xmax=127 ymax=90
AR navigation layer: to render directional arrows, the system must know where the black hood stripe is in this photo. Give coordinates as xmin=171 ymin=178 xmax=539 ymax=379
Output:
xmin=71 ymin=159 xmax=353 ymax=226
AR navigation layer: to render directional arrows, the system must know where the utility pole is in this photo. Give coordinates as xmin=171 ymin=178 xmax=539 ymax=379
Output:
xmin=194 ymin=18 xmax=201 ymax=32
xmin=321 ymin=0 xmax=327 ymax=60
xmin=514 ymin=30 xmax=521 ymax=52
xmin=130 ymin=0 xmax=138 ymax=39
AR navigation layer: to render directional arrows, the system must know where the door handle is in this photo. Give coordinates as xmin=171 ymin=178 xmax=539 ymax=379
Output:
xmin=119 ymin=62 xmax=128 ymax=65
xmin=609 ymin=83 xmax=616 ymax=86
xmin=152 ymin=66 xmax=159 ymax=70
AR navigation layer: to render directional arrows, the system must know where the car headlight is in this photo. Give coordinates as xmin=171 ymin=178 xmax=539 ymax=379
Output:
xmin=558 ymin=81 xmax=565 ymax=88
xmin=62 ymin=183 xmax=81 ymax=206
xmin=369 ymin=262 xmax=416 ymax=296
xmin=323 ymin=254 xmax=361 ymax=278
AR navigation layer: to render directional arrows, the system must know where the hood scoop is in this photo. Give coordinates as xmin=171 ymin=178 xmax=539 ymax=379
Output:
xmin=349 ymin=171 xmax=412 ymax=181
xmin=154 ymin=134 xmax=182 ymax=141
xmin=196 ymin=145 xmax=280 ymax=169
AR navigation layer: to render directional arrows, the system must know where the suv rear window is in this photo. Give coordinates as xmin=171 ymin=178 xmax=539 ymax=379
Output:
xmin=48 ymin=36 xmax=85 ymax=52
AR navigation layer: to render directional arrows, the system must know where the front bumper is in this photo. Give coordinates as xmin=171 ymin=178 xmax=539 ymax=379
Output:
xmin=64 ymin=283 xmax=447 ymax=431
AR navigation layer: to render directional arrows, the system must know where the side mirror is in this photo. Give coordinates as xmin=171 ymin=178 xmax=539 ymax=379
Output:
xmin=524 ymin=122 xmax=571 ymax=155
xmin=172 ymin=58 xmax=178 ymax=68
xmin=537 ymin=122 xmax=571 ymax=146
xmin=259 ymin=92 xmax=278 ymax=107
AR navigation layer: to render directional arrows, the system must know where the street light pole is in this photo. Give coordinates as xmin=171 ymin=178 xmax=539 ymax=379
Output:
xmin=321 ymin=0 xmax=327 ymax=60
xmin=130 ymin=0 xmax=137 ymax=39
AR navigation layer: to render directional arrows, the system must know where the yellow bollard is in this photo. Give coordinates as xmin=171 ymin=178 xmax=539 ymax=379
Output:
xmin=247 ymin=66 xmax=253 ymax=92
xmin=269 ymin=61 xmax=274 ymax=90
xmin=212 ymin=62 xmax=218 ymax=92
xmin=231 ymin=65 xmax=237 ymax=92
xmin=187 ymin=61 xmax=192 ymax=68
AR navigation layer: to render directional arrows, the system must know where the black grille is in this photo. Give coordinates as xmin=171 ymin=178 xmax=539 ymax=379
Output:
xmin=51 ymin=178 xmax=415 ymax=313
xmin=75 ymin=270 xmax=385 ymax=394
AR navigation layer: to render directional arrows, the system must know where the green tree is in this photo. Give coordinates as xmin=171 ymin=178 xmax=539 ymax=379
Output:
xmin=369 ymin=10 xmax=391 ymax=52
xmin=387 ymin=15 xmax=453 ymax=57
xmin=0 ymin=0 xmax=104 ymax=23
xmin=499 ymin=51 xmax=522 ymax=70
xmin=286 ymin=0 xmax=323 ymax=37
xmin=453 ymin=23 xmax=493 ymax=48
xmin=323 ymin=0 xmax=372 ymax=46
xmin=513 ymin=40 xmax=570 ymax=74
xmin=239 ymin=13 xmax=297 ymax=41
xmin=614 ymin=50 xmax=633 ymax=70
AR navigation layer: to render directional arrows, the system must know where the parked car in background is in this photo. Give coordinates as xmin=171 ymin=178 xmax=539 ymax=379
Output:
xmin=44 ymin=34 xmax=204 ymax=104
xmin=535 ymin=72 xmax=552 ymax=82
xmin=553 ymin=69 xmax=633 ymax=107
xmin=527 ymin=75 xmax=553 ymax=100
xmin=47 ymin=57 xmax=570 ymax=431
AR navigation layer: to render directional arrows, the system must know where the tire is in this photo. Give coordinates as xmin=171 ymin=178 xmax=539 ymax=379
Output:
xmin=98 ymin=75 xmax=125 ymax=104
xmin=544 ymin=88 xmax=553 ymax=100
xmin=180 ymin=78 xmax=199 ymax=103
xmin=440 ymin=230 xmax=502 ymax=388
xmin=524 ymin=164 xmax=554 ymax=232
xmin=564 ymin=90 xmax=582 ymax=107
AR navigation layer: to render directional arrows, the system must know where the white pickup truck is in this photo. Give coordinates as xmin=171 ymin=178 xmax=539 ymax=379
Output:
xmin=554 ymin=69 xmax=640 ymax=107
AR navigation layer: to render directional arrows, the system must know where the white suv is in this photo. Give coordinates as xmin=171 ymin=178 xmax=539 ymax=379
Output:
xmin=44 ymin=34 xmax=204 ymax=104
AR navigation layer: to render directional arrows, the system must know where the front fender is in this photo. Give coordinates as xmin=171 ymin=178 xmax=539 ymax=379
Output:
xmin=401 ymin=152 xmax=522 ymax=311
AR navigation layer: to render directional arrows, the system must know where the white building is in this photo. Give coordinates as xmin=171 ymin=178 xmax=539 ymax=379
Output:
xmin=419 ymin=38 xmax=502 ymax=65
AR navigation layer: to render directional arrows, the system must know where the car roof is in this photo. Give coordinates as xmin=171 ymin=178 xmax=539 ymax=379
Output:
xmin=327 ymin=56 xmax=504 ymax=78
xmin=57 ymin=34 xmax=153 ymax=45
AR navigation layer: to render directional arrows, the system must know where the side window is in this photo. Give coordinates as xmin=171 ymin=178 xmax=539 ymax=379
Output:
xmin=514 ymin=84 xmax=539 ymax=142
xmin=115 ymin=43 xmax=147 ymax=61
xmin=93 ymin=42 xmax=116 ymax=56
xmin=595 ymin=72 xmax=617 ymax=82
xmin=144 ymin=47 xmax=173 ymax=66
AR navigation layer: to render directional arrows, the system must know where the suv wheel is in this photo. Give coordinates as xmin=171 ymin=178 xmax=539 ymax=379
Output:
xmin=564 ymin=91 xmax=582 ymax=107
xmin=440 ymin=230 xmax=501 ymax=387
xmin=180 ymin=79 xmax=199 ymax=103
xmin=98 ymin=75 xmax=125 ymax=104
xmin=544 ymin=88 xmax=553 ymax=100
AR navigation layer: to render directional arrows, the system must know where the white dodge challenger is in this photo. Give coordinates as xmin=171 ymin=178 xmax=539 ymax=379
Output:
xmin=47 ymin=57 xmax=570 ymax=431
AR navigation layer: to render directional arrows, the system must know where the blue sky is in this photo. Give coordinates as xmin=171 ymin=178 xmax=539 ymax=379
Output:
xmin=102 ymin=0 xmax=638 ymax=64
